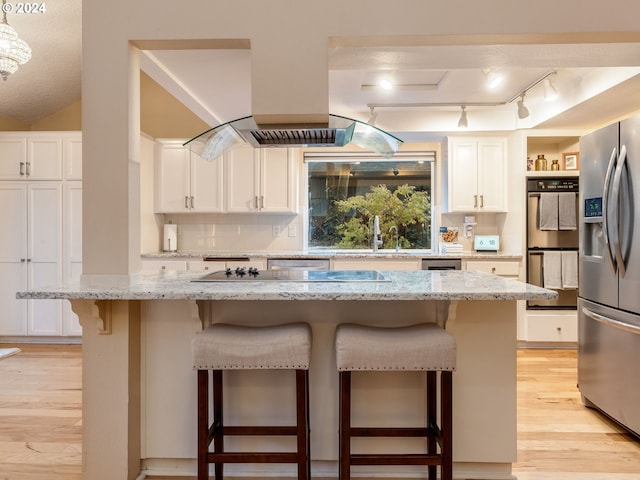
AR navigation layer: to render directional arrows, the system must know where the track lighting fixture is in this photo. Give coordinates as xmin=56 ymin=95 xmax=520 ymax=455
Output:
xmin=457 ymin=106 xmax=468 ymax=128
xmin=367 ymin=106 xmax=378 ymax=126
xmin=517 ymin=93 xmax=530 ymax=119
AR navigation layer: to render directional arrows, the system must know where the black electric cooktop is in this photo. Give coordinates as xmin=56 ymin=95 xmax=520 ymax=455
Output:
xmin=192 ymin=268 xmax=390 ymax=283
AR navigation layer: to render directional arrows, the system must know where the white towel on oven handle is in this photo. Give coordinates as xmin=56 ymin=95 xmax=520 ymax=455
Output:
xmin=538 ymin=193 xmax=559 ymax=231
xmin=561 ymin=251 xmax=578 ymax=289
xmin=542 ymin=251 xmax=562 ymax=289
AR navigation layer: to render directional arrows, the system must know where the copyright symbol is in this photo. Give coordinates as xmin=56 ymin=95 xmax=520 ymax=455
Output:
xmin=1 ymin=3 xmax=12 ymax=13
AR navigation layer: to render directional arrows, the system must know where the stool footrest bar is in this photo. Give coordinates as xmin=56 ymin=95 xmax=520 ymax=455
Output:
xmin=350 ymin=453 xmax=443 ymax=466
xmin=206 ymin=452 xmax=301 ymax=463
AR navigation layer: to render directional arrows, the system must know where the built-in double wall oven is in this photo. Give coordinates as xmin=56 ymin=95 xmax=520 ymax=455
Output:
xmin=526 ymin=177 xmax=579 ymax=309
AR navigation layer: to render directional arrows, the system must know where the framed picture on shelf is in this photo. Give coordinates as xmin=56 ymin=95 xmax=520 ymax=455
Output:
xmin=563 ymin=152 xmax=580 ymax=170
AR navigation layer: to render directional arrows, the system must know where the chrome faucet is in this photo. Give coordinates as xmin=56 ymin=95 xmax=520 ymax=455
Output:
xmin=389 ymin=225 xmax=399 ymax=252
xmin=372 ymin=215 xmax=383 ymax=252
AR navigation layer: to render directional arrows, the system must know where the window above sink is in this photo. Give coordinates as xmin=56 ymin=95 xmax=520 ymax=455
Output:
xmin=305 ymin=152 xmax=435 ymax=253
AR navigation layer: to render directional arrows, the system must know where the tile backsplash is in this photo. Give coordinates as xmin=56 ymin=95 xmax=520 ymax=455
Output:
xmin=163 ymin=213 xmax=303 ymax=252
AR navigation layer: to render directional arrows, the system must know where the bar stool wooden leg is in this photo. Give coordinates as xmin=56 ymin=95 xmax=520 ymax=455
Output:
xmin=426 ymin=370 xmax=437 ymax=480
xmin=212 ymin=370 xmax=223 ymax=480
xmin=197 ymin=370 xmax=209 ymax=480
xmin=339 ymin=371 xmax=351 ymax=480
xmin=296 ymin=369 xmax=310 ymax=480
xmin=441 ymin=371 xmax=453 ymax=480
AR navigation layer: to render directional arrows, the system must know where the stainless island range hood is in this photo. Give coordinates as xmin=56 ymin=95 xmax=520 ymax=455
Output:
xmin=183 ymin=114 xmax=403 ymax=160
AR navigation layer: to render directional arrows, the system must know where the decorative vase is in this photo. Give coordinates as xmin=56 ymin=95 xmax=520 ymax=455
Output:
xmin=535 ymin=154 xmax=548 ymax=171
xmin=551 ymin=159 xmax=560 ymax=171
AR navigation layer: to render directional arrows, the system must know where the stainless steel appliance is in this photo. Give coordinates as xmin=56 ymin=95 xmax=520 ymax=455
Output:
xmin=267 ymin=258 xmax=330 ymax=270
xmin=421 ymin=258 xmax=461 ymax=270
xmin=193 ymin=268 xmax=389 ymax=282
xmin=578 ymin=115 xmax=640 ymax=438
xmin=526 ymin=177 xmax=579 ymax=309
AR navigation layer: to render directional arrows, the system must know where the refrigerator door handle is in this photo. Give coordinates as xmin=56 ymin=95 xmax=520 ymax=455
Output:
xmin=602 ymin=147 xmax=618 ymax=274
xmin=583 ymin=306 xmax=640 ymax=335
xmin=612 ymin=144 xmax=627 ymax=277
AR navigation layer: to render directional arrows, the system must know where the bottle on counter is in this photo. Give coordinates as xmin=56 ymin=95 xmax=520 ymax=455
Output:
xmin=551 ymin=159 xmax=560 ymax=171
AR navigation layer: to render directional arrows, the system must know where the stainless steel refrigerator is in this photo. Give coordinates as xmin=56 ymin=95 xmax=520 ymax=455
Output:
xmin=579 ymin=115 xmax=640 ymax=438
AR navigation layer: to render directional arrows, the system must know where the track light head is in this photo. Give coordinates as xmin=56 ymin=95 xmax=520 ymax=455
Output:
xmin=517 ymin=94 xmax=530 ymax=119
xmin=544 ymin=76 xmax=559 ymax=102
xmin=367 ymin=106 xmax=378 ymax=126
xmin=458 ymin=106 xmax=468 ymax=128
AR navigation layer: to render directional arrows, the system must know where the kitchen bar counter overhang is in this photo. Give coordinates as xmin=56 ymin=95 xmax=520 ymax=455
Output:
xmin=17 ymin=269 xmax=553 ymax=302
xmin=17 ymin=271 xmax=556 ymax=480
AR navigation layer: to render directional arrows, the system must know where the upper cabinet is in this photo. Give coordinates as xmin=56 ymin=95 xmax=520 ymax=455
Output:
xmin=225 ymin=145 xmax=298 ymax=213
xmin=155 ymin=139 xmax=224 ymax=213
xmin=0 ymin=133 xmax=64 ymax=181
xmin=447 ymin=137 xmax=507 ymax=213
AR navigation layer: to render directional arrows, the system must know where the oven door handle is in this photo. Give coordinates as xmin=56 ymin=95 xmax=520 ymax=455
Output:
xmin=583 ymin=306 xmax=640 ymax=335
xmin=602 ymin=147 xmax=618 ymax=274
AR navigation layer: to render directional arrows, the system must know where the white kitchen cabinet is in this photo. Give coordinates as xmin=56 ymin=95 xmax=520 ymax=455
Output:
xmin=141 ymin=259 xmax=189 ymax=272
xmin=0 ymin=133 xmax=63 ymax=181
xmin=464 ymin=260 xmax=520 ymax=278
xmin=0 ymin=183 xmax=63 ymax=336
xmin=62 ymin=182 xmax=83 ymax=336
xmin=447 ymin=137 xmax=507 ymax=212
xmin=64 ymin=134 xmax=83 ymax=180
xmin=155 ymin=140 xmax=224 ymax=213
xmin=225 ymin=145 xmax=298 ymax=213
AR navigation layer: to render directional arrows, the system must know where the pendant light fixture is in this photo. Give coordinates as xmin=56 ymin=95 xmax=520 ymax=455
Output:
xmin=457 ymin=106 xmax=468 ymax=128
xmin=0 ymin=0 xmax=32 ymax=81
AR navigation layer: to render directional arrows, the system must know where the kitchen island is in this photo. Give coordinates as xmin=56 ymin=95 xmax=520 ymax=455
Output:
xmin=18 ymin=270 xmax=555 ymax=480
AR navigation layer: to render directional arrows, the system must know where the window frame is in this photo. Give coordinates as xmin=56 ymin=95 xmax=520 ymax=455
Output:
xmin=303 ymin=151 xmax=437 ymax=252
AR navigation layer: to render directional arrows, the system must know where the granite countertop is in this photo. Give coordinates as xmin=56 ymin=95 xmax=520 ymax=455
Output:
xmin=17 ymin=270 xmax=555 ymax=302
xmin=141 ymin=250 xmax=523 ymax=260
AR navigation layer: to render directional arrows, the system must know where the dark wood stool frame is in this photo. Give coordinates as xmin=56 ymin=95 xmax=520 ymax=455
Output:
xmin=339 ymin=370 xmax=453 ymax=480
xmin=197 ymin=369 xmax=311 ymax=480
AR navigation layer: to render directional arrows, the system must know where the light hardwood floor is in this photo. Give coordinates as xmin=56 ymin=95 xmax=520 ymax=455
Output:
xmin=0 ymin=345 xmax=638 ymax=479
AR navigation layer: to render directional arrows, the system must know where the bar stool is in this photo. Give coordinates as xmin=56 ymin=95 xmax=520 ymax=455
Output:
xmin=335 ymin=323 xmax=456 ymax=480
xmin=192 ymin=322 xmax=312 ymax=480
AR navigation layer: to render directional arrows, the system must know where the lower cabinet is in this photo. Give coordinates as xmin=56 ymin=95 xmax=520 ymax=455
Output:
xmin=464 ymin=260 xmax=520 ymax=278
xmin=524 ymin=311 xmax=578 ymax=343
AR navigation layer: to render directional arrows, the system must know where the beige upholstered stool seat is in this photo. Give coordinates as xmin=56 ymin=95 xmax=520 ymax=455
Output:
xmin=192 ymin=322 xmax=312 ymax=480
xmin=336 ymin=322 xmax=456 ymax=480
xmin=192 ymin=322 xmax=312 ymax=370
xmin=335 ymin=322 xmax=456 ymax=372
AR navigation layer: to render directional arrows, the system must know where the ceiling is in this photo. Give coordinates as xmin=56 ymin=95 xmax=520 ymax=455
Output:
xmin=142 ymin=42 xmax=640 ymax=138
xmin=3 ymin=0 xmax=640 ymax=137
xmin=0 ymin=0 xmax=81 ymax=124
